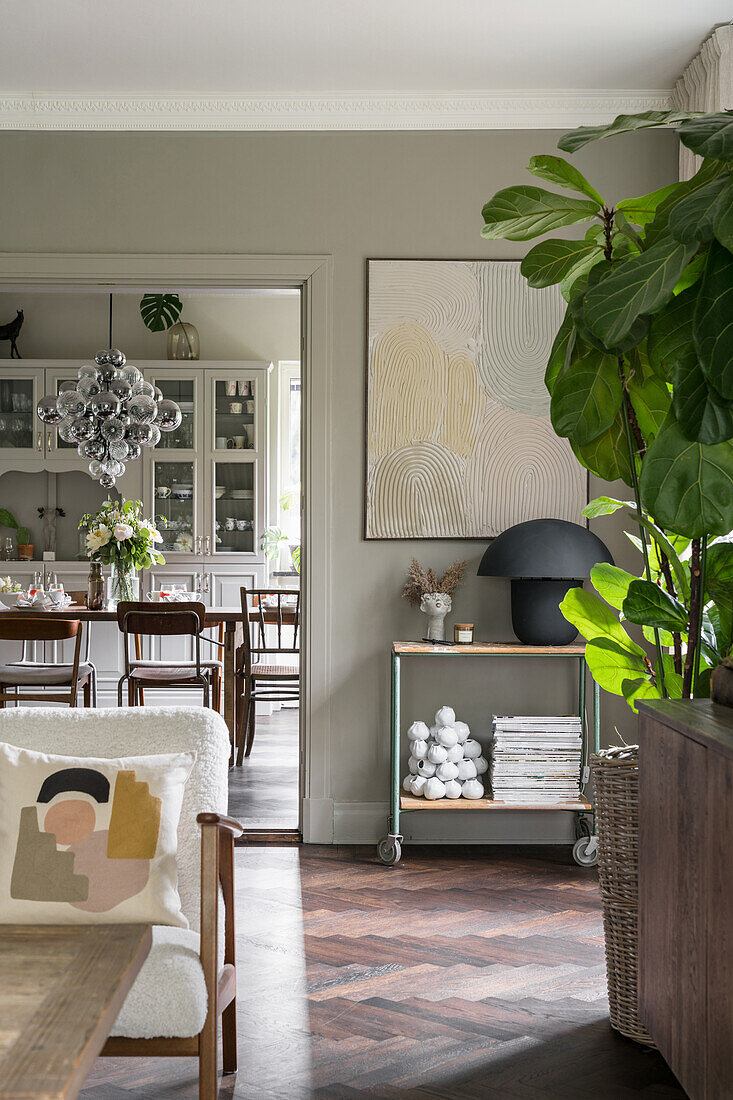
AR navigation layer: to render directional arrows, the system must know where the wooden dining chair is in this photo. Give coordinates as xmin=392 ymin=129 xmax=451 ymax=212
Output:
xmin=234 ymin=588 xmax=300 ymax=765
xmin=117 ymin=601 xmax=222 ymax=710
xmin=0 ymin=615 xmax=93 ymax=707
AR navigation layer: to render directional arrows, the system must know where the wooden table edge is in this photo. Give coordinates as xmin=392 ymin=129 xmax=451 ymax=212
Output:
xmin=0 ymin=923 xmax=152 ymax=1100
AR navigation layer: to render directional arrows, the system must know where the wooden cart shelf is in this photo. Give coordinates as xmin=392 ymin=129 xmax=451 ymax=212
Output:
xmin=400 ymin=795 xmax=593 ymax=812
xmin=379 ymin=639 xmax=601 ymax=866
xmin=393 ymin=642 xmax=587 ymax=656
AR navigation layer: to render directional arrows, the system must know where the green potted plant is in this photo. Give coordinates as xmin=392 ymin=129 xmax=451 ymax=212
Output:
xmin=480 ymin=109 xmax=733 ymax=712
xmin=0 ymin=508 xmax=33 ymax=560
xmin=262 ymin=526 xmax=301 ymax=574
xmin=480 ymin=108 xmax=733 ymax=1043
xmin=140 ymin=293 xmax=199 ymax=360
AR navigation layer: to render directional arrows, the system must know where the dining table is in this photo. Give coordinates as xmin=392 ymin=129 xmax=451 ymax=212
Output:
xmin=0 ymin=605 xmax=246 ymax=744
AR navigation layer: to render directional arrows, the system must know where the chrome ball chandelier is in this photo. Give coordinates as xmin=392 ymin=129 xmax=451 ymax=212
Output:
xmin=36 ymin=349 xmax=182 ymax=489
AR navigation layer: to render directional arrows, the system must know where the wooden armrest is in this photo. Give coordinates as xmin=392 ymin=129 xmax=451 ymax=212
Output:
xmin=197 ymin=812 xmax=244 ymax=838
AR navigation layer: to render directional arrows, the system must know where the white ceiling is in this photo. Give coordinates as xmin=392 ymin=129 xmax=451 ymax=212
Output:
xmin=1 ymin=1 xmax=731 ymax=129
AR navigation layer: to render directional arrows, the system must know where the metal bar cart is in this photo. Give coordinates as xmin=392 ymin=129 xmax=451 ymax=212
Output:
xmin=377 ymin=641 xmax=601 ymax=867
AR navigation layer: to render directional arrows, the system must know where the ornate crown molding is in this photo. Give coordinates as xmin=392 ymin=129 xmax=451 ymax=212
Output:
xmin=0 ymin=90 xmax=672 ymax=130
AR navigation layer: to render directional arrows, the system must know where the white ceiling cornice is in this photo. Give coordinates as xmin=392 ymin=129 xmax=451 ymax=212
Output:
xmin=0 ymin=90 xmax=672 ymax=131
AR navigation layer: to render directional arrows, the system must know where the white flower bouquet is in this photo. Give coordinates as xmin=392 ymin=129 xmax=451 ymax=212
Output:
xmin=79 ymin=499 xmax=165 ymax=602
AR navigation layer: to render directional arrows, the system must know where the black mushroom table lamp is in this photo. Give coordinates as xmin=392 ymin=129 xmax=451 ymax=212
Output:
xmin=477 ymin=518 xmax=614 ymax=645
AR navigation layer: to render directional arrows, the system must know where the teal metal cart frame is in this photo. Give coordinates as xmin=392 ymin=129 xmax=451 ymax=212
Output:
xmin=378 ymin=642 xmax=601 ymax=866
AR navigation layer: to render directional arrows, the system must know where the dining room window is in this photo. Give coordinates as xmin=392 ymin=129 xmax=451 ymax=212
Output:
xmin=278 ymin=361 xmax=301 ymax=543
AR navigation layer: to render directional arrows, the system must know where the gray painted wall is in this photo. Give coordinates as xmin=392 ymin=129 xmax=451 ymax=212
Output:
xmin=0 ymin=129 xmax=678 ymax=841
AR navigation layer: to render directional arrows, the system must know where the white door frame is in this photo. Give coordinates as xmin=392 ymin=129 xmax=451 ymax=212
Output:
xmin=0 ymin=253 xmax=334 ymax=842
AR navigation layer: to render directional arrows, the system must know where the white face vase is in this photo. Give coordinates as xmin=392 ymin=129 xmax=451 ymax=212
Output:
xmin=419 ymin=591 xmax=452 ymax=641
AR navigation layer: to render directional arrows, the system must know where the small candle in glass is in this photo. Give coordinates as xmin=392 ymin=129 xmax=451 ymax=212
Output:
xmin=454 ymin=623 xmax=474 ymax=645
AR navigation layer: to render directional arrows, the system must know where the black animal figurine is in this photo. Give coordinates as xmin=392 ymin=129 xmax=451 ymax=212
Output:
xmin=0 ymin=310 xmax=23 ymax=358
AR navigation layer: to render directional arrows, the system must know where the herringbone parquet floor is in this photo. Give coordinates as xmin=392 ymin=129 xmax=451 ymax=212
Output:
xmin=81 ymin=845 xmax=687 ymax=1099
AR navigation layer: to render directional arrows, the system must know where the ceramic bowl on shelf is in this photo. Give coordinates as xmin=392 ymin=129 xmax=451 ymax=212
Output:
xmin=229 ymin=489 xmax=253 ymax=499
xmin=172 ymin=488 xmax=193 ymax=500
xmin=215 ymin=486 xmax=226 ymax=499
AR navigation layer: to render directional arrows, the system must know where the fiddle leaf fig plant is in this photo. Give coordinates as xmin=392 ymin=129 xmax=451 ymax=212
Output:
xmin=481 ymin=108 xmax=733 ymax=709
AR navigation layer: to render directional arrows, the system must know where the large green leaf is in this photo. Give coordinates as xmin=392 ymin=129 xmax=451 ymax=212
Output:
xmin=559 ymin=587 xmax=646 ymax=655
xmin=583 ymin=237 xmax=694 ymax=348
xmin=582 ymin=496 xmax=633 ymax=518
xmin=627 ymin=372 xmax=671 ymax=444
xmin=706 ymin=545 xmax=733 ymax=656
xmin=678 ymin=111 xmax=733 ymax=160
xmin=613 ymin=211 xmax=644 ymax=251
xmin=647 ymin=285 xmax=697 ymax=378
xmin=644 ymin=160 xmax=725 ymax=248
xmin=139 ymin=293 xmax=183 ymax=332
xmin=558 ymin=110 xmax=697 ymax=154
xmin=708 ymin=605 xmax=733 ymax=657
xmin=668 ymin=174 xmax=731 ymax=244
xmin=693 ymin=239 xmax=733 ymax=399
xmin=623 ymin=578 xmax=688 ymax=633
xmin=585 ymin=638 xmax=651 ymax=698
xmin=526 ymin=155 xmax=605 ymax=205
xmin=671 ymin=357 xmax=733 ymax=444
xmin=712 ymin=177 xmax=733 ymax=252
xmin=571 ymin=412 xmax=633 ymax=485
xmin=621 ymin=676 xmax=663 ymax=711
xmin=639 ymin=415 xmax=733 ymax=537
xmin=617 ymin=184 xmax=679 ymax=228
xmin=633 ymin=513 xmax=691 ymax=601
xmin=481 ymin=186 xmax=600 ymax=241
xmin=674 ymin=253 xmax=707 ymax=295
xmin=705 ymin=541 xmax=733 ymax=651
xmin=550 ymin=345 xmax=621 ymax=444
xmin=590 ymin=562 xmax=636 ymax=612
xmin=571 ymin=261 xmax=651 ymax=354
xmin=544 ymin=309 xmax=574 ymax=395
xmin=560 ymin=248 xmax=605 ymax=301
xmin=521 ymin=238 xmax=602 ymax=289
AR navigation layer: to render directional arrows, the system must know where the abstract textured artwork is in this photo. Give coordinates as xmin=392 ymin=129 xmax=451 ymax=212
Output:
xmin=365 ymin=260 xmax=586 ymax=538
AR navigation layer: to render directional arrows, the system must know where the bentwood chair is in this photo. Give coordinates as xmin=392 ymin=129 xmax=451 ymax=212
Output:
xmin=235 ymin=588 xmax=300 ymax=765
xmin=0 ymin=615 xmax=93 ymax=707
xmin=117 ymin=601 xmax=222 ymax=710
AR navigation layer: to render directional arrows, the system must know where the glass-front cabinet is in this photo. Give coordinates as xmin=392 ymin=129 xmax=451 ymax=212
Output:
xmin=152 ymin=459 xmax=198 ymax=556
xmin=141 ymin=362 xmax=270 ymax=575
xmin=212 ymin=461 xmax=256 ymax=554
xmin=0 ymin=371 xmax=37 ymax=454
xmin=211 ymin=374 xmax=258 ymax=452
xmin=153 ymin=373 xmax=197 ymax=451
xmin=0 ymin=363 xmax=99 ymax=467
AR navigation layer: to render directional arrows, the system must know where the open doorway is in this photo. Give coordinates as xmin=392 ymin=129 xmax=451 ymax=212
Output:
xmin=228 ymin=356 xmax=302 ymax=834
xmin=0 ymin=280 xmax=304 ymax=837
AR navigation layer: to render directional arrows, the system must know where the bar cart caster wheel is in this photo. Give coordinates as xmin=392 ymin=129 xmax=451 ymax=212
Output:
xmin=572 ymin=835 xmax=598 ymax=867
xmin=378 ymin=836 xmax=402 ymax=866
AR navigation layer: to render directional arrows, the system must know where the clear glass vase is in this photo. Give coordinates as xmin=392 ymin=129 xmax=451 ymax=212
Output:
xmin=107 ymin=562 xmax=140 ymax=608
xmin=167 ymin=321 xmax=200 ymax=361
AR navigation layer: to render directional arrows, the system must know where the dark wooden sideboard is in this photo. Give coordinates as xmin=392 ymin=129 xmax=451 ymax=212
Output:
xmin=638 ymin=700 xmax=733 ymax=1100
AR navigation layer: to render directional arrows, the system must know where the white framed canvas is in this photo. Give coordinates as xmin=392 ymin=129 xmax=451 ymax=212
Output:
xmin=365 ymin=259 xmax=586 ymax=539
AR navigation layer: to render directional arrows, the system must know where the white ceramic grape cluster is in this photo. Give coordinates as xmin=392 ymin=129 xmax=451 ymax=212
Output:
xmin=402 ymin=705 xmax=488 ymax=800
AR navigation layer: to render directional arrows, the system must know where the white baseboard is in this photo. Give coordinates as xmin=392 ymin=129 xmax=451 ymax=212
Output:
xmin=333 ymin=801 xmax=577 ymax=845
xmin=301 ymin=797 xmax=334 ymax=843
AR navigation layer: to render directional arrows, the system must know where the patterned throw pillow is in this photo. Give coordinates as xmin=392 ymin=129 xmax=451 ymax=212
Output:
xmin=0 ymin=742 xmax=195 ymax=927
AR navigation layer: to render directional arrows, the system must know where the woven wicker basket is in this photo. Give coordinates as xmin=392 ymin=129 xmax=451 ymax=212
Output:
xmin=591 ymin=747 xmax=655 ymax=1047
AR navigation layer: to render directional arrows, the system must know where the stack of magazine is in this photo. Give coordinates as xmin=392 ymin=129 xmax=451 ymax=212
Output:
xmin=490 ymin=716 xmax=583 ymax=804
